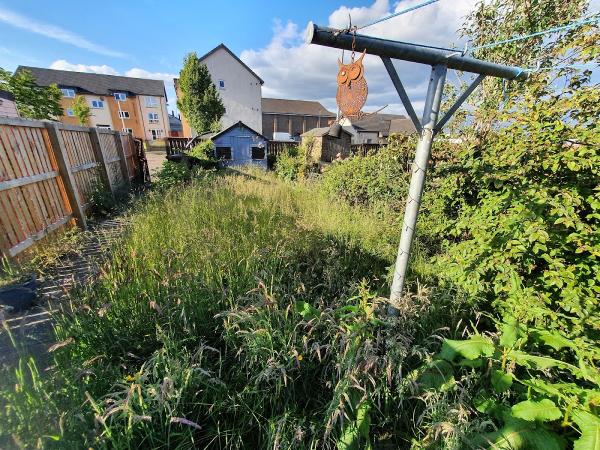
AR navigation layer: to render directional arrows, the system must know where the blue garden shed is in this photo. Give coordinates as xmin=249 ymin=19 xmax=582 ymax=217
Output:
xmin=205 ymin=121 xmax=268 ymax=169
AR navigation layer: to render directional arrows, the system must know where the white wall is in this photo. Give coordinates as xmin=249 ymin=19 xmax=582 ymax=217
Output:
xmin=202 ymin=48 xmax=262 ymax=133
xmin=139 ymin=95 xmax=169 ymax=140
xmin=86 ymin=95 xmax=114 ymax=128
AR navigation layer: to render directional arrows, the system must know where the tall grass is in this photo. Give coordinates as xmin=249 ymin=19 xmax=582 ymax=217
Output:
xmin=1 ymin=170 xmax=469 ymax=449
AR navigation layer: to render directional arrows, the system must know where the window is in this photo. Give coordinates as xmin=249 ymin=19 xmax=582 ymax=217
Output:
xmin=97 ymin=125 xmax=111 ymax=129
xmin=150 ymin=129 xmax=163 ymax=139
xmin=122 ymin=128 xmax=133 ymax=134
xmin=91 ymin=99 xmax=104 ymax=108
xmin=148 ymin=112 xmax=159 ymax=123
xmin=114 ymin=92 xmax=127 ymax=101
xmin=61 ymin=88 xmax=75 ymax=98
xmin=216 ymin=146 xmax=232 ymax=160
xmin=251 ymin=146 xmax=265 ymax=160
xmin=145 ymin=96 xmax=158 ymax=107
xmin=66 ymin=108 xmax=75 ymax=117
xmin=118 ymin=111 xmax=130 ymax=119
xmin=218 ymin=80 xmax=225 ymax=89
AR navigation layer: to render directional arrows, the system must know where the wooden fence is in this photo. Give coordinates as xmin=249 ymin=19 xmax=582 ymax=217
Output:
xmin=350 ymin=143 xmax=384 ymax=156
xmin=268 ymin=140 xmax=299 ymax=157
xmin=0 ymin=117 xmax=143 ymax=258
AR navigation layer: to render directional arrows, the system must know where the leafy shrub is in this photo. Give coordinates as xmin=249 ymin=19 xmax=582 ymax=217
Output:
xmin=187 ymin=140 xmax=218 ymax=170
xmin=274 ymin=145 xmax=306 ymax=181
xmin=321 ymin=134 xmax=415 ymax=213
xmin=153 ymin=160 xmax=193 ymax=190
xmin=88 ymin=178 xmax=118 ymax=218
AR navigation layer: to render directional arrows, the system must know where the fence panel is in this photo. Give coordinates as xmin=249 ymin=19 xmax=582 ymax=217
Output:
xmin=60 ymin=128 xmax=99 ymax=208
xmin=121 ymin=134 xmax=138 ymax=181
xmin=1 ymin=119 xmax=146 ymax=257
xmin=99 ymin=130 xmax=126 ymax=190
xmin=350 ymin=143 xmax=384 ymax=156
xmin=0 ymin=120 xmax=72 ymax=257
xmin=268 ymin=141 xmax=299 ymax=156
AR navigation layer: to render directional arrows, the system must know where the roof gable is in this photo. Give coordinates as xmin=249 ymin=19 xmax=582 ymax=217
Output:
xmin=16 ymin=66 xmax=167 ymax=98
xmin=199 ymin=44 xmax=264 ymax=85
xmin=301 ymin=126 xmax=352 ymax=138
xmin=212 ymin=121 xmax=269 ymax=141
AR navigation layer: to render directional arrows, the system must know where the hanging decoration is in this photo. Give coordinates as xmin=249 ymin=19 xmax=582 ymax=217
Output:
xmin=336 ymin=28 xmax=368 ymax=119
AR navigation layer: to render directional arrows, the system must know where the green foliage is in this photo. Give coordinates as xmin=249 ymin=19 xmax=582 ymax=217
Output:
xmin=88 ymin=179 xmax=118 ymax=218
xmin=431 ymin=316 xmax=600 ymax=448
xmin=0 ymin=68 xmax=63 ymax=119
xmin=71 ymin=95 xmax=90 ymax=125
xmin=176 ymin=53 xmax=225 ymax=134
xmin=321 ymin=134 xmax=414 ymax=213
xmin=274 ymin=145 xmax=306 ymax=181
xmin=153 ymin=160 xmax=194 ymax=191
xmin=186 ymin=139 xmax=217 ymax=169
xmin=0 ymin=171 xmax=463 ymax=448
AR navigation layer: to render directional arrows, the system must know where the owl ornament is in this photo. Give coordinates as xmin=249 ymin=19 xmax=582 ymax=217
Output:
xmin=336 ymin=50 xmax=368 ymax=118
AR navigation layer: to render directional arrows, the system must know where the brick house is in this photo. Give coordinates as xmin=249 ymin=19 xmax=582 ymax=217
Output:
xmin=262 ymin=98 xmax=336 ymax=141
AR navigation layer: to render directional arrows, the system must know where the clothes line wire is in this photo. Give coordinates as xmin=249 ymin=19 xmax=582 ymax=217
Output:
xmin=358 ymin=0 xmax=439 ymax=30
xmin=469 ymin=15 xmax=599 ymax=53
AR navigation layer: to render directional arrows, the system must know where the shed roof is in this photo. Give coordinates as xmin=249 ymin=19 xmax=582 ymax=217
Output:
xmin=262 ymin=98 xmax=335 ymax=117
xmin=389 ymin=118 xmax=417 ymax=135
xmin=349 ymin=113 xmax=407 ymax=133
xmin=204 ymin=121 xmax=269 ymax=141
xmin=301 ymin=126 xmax=352 ymax=138
xmin=16 ymin=66 xmax=167 ymax=98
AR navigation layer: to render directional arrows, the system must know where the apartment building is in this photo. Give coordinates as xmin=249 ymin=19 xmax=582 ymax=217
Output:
xmin=17 ymin=66 xmax=170 ymax=140
xmin=174 ymin=43 xmax=263 ymax=137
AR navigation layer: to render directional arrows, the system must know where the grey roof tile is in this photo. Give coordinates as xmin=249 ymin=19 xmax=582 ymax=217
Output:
xmin=17 ymin=66 xmax=167 ymax=97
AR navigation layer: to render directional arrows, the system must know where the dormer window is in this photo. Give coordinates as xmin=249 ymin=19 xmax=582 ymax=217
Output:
xmin=61 ymin=88 xmax=75 ymax=98
xmin=114 ymin=92 xmax=127 ymax=101
xmin=218 ymin=80 xmax=225 ymax=89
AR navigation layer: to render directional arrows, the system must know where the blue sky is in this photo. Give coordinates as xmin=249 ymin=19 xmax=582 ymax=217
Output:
xmin=0 ymin=0 xmax=366 ymax=74
xmin=0 ymin=0 xmax=479 ymax=115
xmin=1 ymin=1 xmax=597 ymax=116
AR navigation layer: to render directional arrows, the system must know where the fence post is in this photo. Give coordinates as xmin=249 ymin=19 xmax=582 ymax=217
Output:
xmin=44 ymin=122 xmax=87 ymax=230
xmin=89 ymin=127 xmax=114 ymax=196
xmin=113 ymin=132 xmax=130 ymax=187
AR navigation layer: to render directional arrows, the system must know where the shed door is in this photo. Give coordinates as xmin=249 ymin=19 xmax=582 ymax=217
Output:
xmin=232 ymin=136 xmax=252 ymax=161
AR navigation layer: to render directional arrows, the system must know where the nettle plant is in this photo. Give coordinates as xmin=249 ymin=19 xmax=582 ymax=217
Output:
xmin=426 ymin=319 xmax=600 ymax=449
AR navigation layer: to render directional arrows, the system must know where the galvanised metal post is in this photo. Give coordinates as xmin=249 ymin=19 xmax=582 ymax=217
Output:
xmin=305 ymin=22 xmax=528 ymax=313
xmin=388 ymin=64 xmax=446 ymax=314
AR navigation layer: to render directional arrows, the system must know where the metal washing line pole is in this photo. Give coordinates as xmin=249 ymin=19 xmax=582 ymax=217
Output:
xmin=305 ymin=23 xmax=529 ymax=314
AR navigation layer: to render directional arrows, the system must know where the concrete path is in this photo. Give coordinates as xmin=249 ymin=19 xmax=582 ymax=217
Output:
xmin=145 ymin=149 xmax=167 ymax=177
xmin=0 ymin=218 xmax=127 ymax=368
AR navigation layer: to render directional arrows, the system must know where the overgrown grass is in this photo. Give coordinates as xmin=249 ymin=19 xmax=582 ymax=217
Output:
xmin=0 ymin=227 xmax=85 ymax=289
xmin=0 ymin=169 xmax=470 ymax=449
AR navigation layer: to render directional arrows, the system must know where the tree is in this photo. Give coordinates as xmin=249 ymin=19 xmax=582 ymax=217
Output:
xmin=0 ymin=68 xmax=63 ymax=119
xmin=176 ymin=53 xmax=225 ymax=134
xmin=72 ymin=95 xmax=91 ymax=125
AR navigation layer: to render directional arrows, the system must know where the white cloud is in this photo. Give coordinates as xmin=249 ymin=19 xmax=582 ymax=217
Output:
xmin=50 ymin=60 xmax=120 ymax=75
xmin=0 ymin=7 xmax=128 ymax=59
xmin=241 ymin=0 xmax=477 ymax=116
xmin=48 ymin=60 xmax=179 ymax=110
xmin=124 ymin=68 xmax=177 ymax=83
